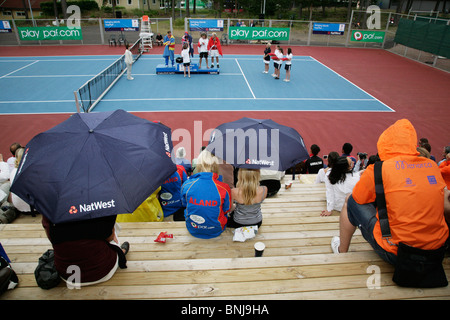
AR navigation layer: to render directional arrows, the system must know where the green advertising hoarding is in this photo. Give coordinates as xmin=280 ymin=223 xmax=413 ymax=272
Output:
xmin=229 ymin=27 xmax=290 ymax=41
xmin=351 ymin=30 xmax=385 ymax=42
xmin=18 ymin=26 xmax=83 ymax=41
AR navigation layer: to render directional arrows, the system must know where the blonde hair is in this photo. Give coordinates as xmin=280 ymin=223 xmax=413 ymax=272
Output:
xmin=14 ymin=147 xmax=25 ymax=168
xmin=236 ymin=169 xmax=261 ymax=205
xmin=196 ymin=150 xmax=219 ymax=174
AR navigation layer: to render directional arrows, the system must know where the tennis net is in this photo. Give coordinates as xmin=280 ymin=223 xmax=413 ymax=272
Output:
xmin=74 ymin=38 xmax=143 ymax=113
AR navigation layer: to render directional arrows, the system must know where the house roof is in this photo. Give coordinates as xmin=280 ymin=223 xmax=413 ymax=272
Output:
xmin=0 ymin=0 xmax=48 ymax=10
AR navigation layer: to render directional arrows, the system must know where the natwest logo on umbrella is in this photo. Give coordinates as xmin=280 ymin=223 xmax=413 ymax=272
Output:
xmin=70 ymin=199 xmax=116 ymax=214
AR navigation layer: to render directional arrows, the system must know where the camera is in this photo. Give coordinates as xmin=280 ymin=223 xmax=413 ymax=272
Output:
xmin=357 ymin=152 xmax=367 ymax=159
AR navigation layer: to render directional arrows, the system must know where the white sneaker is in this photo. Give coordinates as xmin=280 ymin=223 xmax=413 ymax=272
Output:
xmin=331 ymin=236 xmax=340 ymax=254
xmin=127 ymin=77 xmax=134 ymax=80
xmin=262 ymin=71 xmax=268 ymax=73
xmin=283 ymin=79 xmax=290 ymax=82
xmin=271 ymin=73 xmax=276 ymax=77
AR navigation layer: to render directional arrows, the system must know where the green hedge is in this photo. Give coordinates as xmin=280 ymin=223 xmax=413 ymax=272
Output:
xmin=40 ymin=1 xmax=99 ymax=16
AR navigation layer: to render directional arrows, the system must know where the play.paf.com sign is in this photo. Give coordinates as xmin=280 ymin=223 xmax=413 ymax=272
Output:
xmin=229 ymin=27 xmax=290 ymax=41
xmin=18 ymin=26 xmax=83 ymax=41
xmin=351 ymin=30 xmax=385 ymax=42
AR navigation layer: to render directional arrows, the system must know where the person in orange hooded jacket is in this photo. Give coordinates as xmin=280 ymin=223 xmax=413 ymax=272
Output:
xmin=331 ymin=119 xmax=449 ymax=264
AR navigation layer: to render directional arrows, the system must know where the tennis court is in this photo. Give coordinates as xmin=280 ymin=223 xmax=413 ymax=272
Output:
xmin=0 ymin=53 xmax=393 ymax=114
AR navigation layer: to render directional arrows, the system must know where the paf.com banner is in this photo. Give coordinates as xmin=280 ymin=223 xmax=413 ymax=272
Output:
xmin=229 ymin=27 xmax=290 ymax=41
xmin=351 ymin=30 xmax=385 ymax=42
xmin=18 ymin=26 xmax=83 ymax=41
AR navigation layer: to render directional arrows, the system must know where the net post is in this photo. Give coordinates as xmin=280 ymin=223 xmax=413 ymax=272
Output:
xmin=74 ymin=91 xmax=81 ymax=113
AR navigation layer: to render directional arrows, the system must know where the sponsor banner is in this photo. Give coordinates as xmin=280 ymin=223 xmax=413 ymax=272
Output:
xmin=313 ymin=23 xmax=346 ymax=35
xmin=18 ymin=26 xmax=82 ymax=41
xmin=0 ymin=20 xmax=12 ymax=33
xmin=351 ymin=30 xmax=385 ymax=42
xmin=189 ymin=19 xmax=224 ymax=31
xmin=229 ymin=27 xmax=290 ymax=41
xmin=104 ymin=19 xmax=139 ymax=32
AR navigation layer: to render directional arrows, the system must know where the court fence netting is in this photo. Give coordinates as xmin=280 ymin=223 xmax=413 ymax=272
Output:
xmin=74 ymin=38 xmax=142 ymax=113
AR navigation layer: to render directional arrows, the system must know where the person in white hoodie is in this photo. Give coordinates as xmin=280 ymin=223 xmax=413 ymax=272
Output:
xmin=124 ymin=44 xmax=134 ymax=80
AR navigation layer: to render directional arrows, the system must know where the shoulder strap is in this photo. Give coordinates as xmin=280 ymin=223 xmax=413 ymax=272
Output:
xmin=374 ymin=161 xmax=392 ymax=238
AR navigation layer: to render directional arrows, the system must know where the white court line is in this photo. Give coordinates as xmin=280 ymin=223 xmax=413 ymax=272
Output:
xmin=310 ymin=56 xmax=395 ymax=112
xmin=235 ymin=58 xmax=256 ymax=99
xmin=0 ymin=60 xmax=39 ymax=79
xmin=6 ymin=74 xmax=97 ymax=78
xmin=0 ymin=97 xmax=376 ymax=104
xmin=100 ymin=97 xmax=375 ymax=102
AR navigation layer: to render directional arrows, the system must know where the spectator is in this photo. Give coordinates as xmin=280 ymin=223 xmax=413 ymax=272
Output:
xmin=354 ymin=153 xmax=368 ymax=172
xmin=304 ymin=144 xmax=324 ymax=174
xmin=8 ymin=148 xmax=31 ymax=222
xmin=181 ymin=150 xmax=231 ymax=239
xmin=259 ymin=169 xmax=284 ymax=197
xmin=175 ymin=147 xmax=192 ymax=175
xmin=42 ymin=214 xmax=129 ymax=287
xmin=439 ymin=152 xmax=450 ymax=189
xmin=321 ymin=156 xmax=360 ymax=216
xmin=315 ymin=151 xmax=339 ymax=184
xmin=331 ymin=119 xmax=449 ymax=268
xmin=159 ymin=165 xmax=188 ymax=221
xmin=341 ymin=142 xmax=357 ymax=168
xmin=155 ymin=33 xmax=163 ymax=46
xmin=417 ymin=147 xmax=430 ymax=158
xmin=422 ymin=143 xmax=436 ymax=162
xmin=438 ymin=146 xmax=450 ymax=166
xmin=228 ymin=169 xmax=267 ymax=228
xmin=7 ymin=142 xmax=21 ymax=171
xmin=192 ymin=146 xmax=206 ymax=173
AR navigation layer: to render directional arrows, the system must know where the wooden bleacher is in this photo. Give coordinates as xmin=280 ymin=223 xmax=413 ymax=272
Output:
xmin=1 ymin=174 xmax=449 ymax=300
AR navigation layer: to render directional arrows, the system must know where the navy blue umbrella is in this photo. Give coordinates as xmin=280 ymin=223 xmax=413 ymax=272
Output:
xmin=10 ymin=110 xmax=177 ymax=224
xmin=206 ymin=117 xmax=309 ymax=171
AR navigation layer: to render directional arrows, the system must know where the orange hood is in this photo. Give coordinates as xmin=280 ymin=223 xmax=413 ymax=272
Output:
xmin=377 ymin=119 xmax=419 ymax=161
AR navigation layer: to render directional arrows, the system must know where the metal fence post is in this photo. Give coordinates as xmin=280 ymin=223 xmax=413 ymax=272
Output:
xmin=99 ymin=18 xmax=105 ymax=44
xmin=11 ymin=18 xmax=21 ymax=45
xmin=382 ymin=12 xmax=391 ymax=49
xmin=345 ymin=11 xmax=354 ymax=47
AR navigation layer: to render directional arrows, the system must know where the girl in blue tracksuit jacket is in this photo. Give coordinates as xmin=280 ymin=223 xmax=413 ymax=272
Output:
xmin=181 ymin=171 xmax=231 ymax=239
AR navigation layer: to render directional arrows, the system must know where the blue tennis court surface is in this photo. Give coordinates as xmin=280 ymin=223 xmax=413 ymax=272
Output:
xmin=0 ymin=54 xmax=394 ymax=114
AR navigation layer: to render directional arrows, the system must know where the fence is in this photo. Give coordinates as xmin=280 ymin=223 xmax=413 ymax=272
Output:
xmin=1 ymin=11 xmax=448 ymax=71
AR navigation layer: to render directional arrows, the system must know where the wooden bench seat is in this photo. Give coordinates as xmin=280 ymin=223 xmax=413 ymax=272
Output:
xmin=1 ymin=175 xmax=449 ymax=300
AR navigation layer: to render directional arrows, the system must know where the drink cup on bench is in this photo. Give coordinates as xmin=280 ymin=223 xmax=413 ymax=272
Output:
xmin=254 ymin=242 xmax=265 ymax=257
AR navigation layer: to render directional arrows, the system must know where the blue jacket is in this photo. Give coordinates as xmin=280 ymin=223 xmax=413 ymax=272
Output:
xmin=159 ymin=165 xmax=187 ymax=217
xmin=181 ymin=172 xmax=231 ymax=239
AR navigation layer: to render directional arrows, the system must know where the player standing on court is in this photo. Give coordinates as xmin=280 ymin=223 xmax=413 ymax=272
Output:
xmin=207 ymin=33 xmax=222 ymax=69
xmin=124 ymin=43 xmax=134 ymax=80
xmin=198 ymin=32 xmax=209 ymax=69
xmin=163 ymin=30 xmax=175 ymax=67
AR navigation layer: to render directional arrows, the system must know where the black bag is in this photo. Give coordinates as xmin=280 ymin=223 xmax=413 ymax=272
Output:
xmin=393 ymin=242 xmax=448 ymax=288
xmin=34 ymin=249 xmax=61 ymax=290
xmin=374 ymin=161 xmax=448 ymax=288
xmin=0 ymin=256 xmax=19 ymax=296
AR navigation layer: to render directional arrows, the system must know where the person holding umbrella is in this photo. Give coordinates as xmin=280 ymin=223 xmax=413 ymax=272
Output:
xmin=10 ymin=110 xmax=177 ymax=287
xmin=42 ymin=214 xmax=129 ymax=287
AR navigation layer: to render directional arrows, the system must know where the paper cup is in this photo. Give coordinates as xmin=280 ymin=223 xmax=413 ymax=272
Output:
xmin=254 ymin=242 xmax=265 ymax=257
